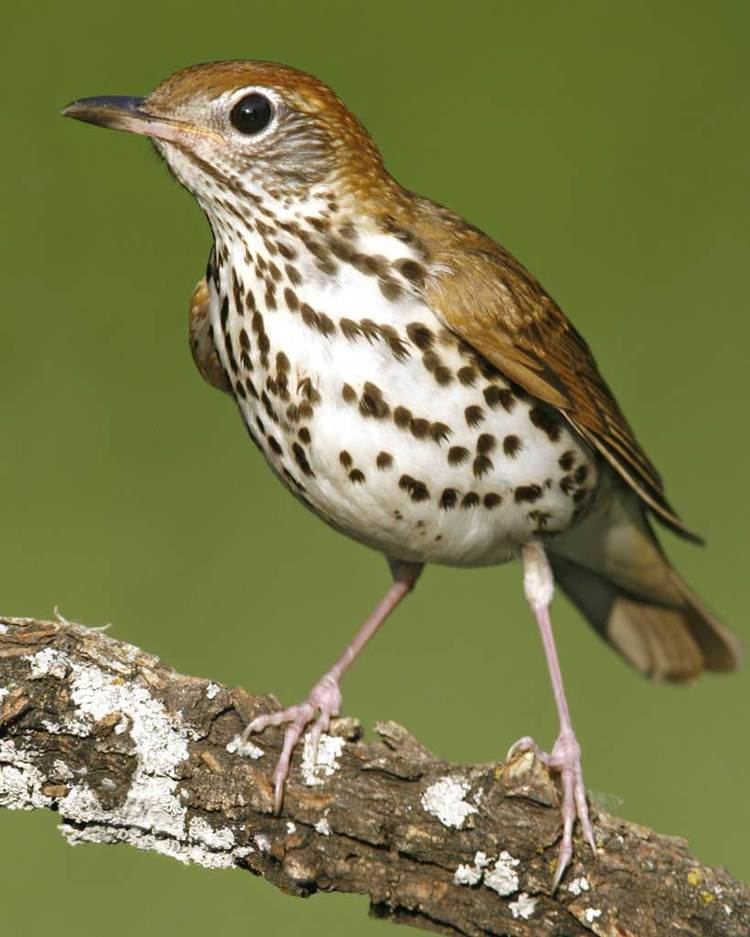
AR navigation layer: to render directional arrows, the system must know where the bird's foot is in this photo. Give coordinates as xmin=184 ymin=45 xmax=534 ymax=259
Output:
xmin=241 ymin=671 xmax=342 ymax=813
xmin=508 ymin=730 xmax=596 ymax=888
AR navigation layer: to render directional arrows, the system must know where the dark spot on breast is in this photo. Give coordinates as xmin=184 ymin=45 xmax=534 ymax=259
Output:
xmin=473 ymin=454 xmax=493 ymax=479
xmin=234 ymin=380 xmax=246 ymax=399
xmin=376 ymin=451 xmax=394 ymax=470
xmin=422 ymin=351 xmax=441 ymax=371
xmin=267 ymin=261 xmax=282 ymax=283
xmin=245 ymin=288 xmax=256 ymax=311
xmin=342 ymin=383 xmax=357 ymax=403
xmin=340 ymin=318 xmax=361 ymax=341
xmin=318 ymin=312 xmax=337 ymax=337
xmin=298 ymin=401 xmax=314 ymax=420
xmin=277 ymin=242 xmax=296 ymax=261
xmin=220 ymin=296 xmax=229 ymax=328
xmin=298 ymin=377 xmax=321 ymax=403
xmin=257 ymin=334 xmax=270 ymax=367
xmin=434 ymin=366 xmax=453 ymax=386
xmin=286 ymin=404 xmax=299 ymax=423
xmin=394 ymin=406 xmax=412 ymax=428
xmin=448 ymin=445 xmax=470 ymax=466
xmin=395 ymin=258 xmax=426 ymax=287
xmin=298 ymin=427 xmax=311 ymax=445
xmin=267 ymin=436 xmax=282 ymax=455
xmin=515 ymin=484 xmax=543 ymax=503
xmin=465 ymin=405 xmax=485 ymax=428
xmin=529 ymin=509 xmax=553 ymax=531
xmin=231 ymin=269 xmax=243 ymax=311
xmin=339 ymin=450 xmax=353 ymax=469
xmin=276 ymin=351 xmax=290 ymax=372
xmin=285 ymin=264 xmax=302 ymax=286
xmin=245 ymin=378 xmax=259 ymax=399
xmin=301 ymin=303 xmax=318 ymax=329
xmin=357 ymin=319 xmax=380 ymax=344
xmin=503 ymin=435 xmax=523 ymax=458
xmin=559 ymin=451 xmax=576 ymax=471
xmin=292 ymin=442 xmax=315 ymax=477
xmin=477 ymin=434 xmax=496 ymax=454
xmin=378 ymin=323 xmax=410 ymax=361
xmin=457 ymin=366 xmax=478 ymax=387
xmin=574 ymin=464 xmax=589 ymax=484
xmin=349 ymin=469 xmax=365 ymax=484
xmin=223 ymin=331 xmax=239 ymax=375
xmin=360 ymin=382 xmax=390 ymax=419
xmin=410 ymin=418 xmax=430 ymax=439
xmin=406 ymin=323 xmax=434 ymax=350
xmin=307 ymin=216 xmax=329 ymax=233
xmin=461 ymin=492 xmax=480 ymax=509
xmin=284 ymin=288 xmax=299 ymax=312
xmin=430 ymin=422 xmax=452 ymax=444
xmin=483 ymin=493 xmax=502 ymax=509
xmin=399 ymin=474 xmax=430 ymax=502
xmin=239 ymin=328 xmax=250 ymax=350
xmin=483 ymin=385 xmax=516 ymax=412
xmin=530 ymin=406 xmax=562 ymax=442
xmin=282 ymin=467 xmax=305 ymax=493
xmin=379 ymin=279 xmax=402 ymax=302
xmin=261 ymin=390 xmax=278 ymax=423
xmin=439 ymin=488 xmax=458 ymax=509
xmin=329 ymin=236 xmax=356 ymax=263
xmin=560 ymin=475 xmax=575 ymax=495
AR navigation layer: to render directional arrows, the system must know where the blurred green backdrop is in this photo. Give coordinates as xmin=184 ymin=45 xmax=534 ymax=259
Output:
xmin=2 ymin=1 xmax=748 ymax=933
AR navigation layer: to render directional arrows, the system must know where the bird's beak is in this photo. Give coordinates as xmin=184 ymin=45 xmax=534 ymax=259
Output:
xmin=61 ymin=95 xmax=199 ymax=145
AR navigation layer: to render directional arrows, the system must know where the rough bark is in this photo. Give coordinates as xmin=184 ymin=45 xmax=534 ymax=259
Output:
xmin=0 ymin=615 xmax=747 ymax=936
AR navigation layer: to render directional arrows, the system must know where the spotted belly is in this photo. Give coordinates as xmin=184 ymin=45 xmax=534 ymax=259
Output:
xmin=212 ymin=300 xmax=598 ymax=568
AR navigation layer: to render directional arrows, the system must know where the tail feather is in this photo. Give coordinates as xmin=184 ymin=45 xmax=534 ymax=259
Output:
xmin=548 ymin=487 xmax=742 ymax=684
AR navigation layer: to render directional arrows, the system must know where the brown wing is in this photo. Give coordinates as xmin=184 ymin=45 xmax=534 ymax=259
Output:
xmin=188 ymin=277 xmax=232 ymax=393
xmin=424 ymin=244 xmax=702 ymax=543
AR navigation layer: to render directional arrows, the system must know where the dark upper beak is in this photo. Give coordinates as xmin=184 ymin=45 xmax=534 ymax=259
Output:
xmin=62 ymin=95 xmax=203 ymax=144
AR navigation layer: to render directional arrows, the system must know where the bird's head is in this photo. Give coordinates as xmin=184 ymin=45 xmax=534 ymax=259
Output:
xmin=63 ymin=61 xmax=391 ymax=224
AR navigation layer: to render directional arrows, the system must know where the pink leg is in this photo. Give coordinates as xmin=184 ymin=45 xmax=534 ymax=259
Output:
xmin=509 ymin=542 xmax=596 ymax=888
xmin=243 ymin=558 xmax=422 ymax=812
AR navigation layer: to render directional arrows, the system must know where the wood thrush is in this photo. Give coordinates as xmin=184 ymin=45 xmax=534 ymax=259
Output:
xmin=63 ymin=61 xmax=741 ymax=887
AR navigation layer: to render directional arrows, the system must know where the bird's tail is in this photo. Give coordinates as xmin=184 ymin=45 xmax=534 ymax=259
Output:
xmin=548 ymin=486 xmax=741 ymax=683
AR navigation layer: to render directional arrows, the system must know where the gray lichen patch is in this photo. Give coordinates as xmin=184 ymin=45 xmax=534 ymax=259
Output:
xmin=0 ymin=738 xmax=54 ymax=811
xmin=421 ymin=776 xmax=477 ymax=829
xmin=0 ymin=642 xmax=256 ymax=872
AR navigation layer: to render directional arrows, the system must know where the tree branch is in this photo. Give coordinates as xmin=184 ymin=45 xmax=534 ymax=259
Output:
xmin=0 ymin=616 xmax=746 ymax=936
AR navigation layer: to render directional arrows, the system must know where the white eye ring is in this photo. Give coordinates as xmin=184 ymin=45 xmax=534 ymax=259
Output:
xmin=223 ymin=86 xmax=281 ymax=142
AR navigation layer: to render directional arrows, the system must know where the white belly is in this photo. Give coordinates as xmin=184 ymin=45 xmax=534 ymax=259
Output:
xmin=208 ymin=233 xmax=598 ymax=567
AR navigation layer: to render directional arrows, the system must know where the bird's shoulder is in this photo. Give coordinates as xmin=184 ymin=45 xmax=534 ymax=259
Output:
xmin=188 ymin=277 xmax=232 ymax=393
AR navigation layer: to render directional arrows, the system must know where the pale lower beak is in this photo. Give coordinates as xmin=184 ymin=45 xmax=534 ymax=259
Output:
xmin=62 ymin=95 xmax=189 ymax=144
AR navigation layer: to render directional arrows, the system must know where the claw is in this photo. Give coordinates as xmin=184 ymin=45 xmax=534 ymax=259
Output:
xmin=241 ymin=670 xmax=342 ymax=812
xmin=511 ymin=729 xmax=596 ymax=888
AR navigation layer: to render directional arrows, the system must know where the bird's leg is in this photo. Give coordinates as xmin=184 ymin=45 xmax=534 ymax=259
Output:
xmin=243 ymin=559 xmax=422 ymax=812
xmin=509 ymin=541 xmax=596 ymax=888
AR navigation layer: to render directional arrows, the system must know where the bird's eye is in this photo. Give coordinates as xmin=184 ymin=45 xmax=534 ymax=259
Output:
xmin=229 ymin=93 xmax=274 ymax=135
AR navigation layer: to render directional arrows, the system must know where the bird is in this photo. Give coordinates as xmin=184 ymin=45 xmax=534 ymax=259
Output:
xmin=62 ymin=61 xmax=741 ymax=887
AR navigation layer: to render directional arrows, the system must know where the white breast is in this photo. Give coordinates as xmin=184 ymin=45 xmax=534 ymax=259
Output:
xmin=207 ymin=218 xmax=599 ymax=567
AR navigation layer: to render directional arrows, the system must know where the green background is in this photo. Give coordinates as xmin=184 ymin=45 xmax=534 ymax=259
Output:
xmin=2 ymin=1 xmax=748 ymax=933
